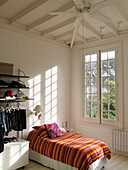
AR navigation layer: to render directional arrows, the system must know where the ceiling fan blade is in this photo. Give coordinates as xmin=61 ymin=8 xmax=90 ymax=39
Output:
xmin=92 ymin=0 xmax=120 ymax=10
xmin=73 ymin=15 xmax=83 ymax=27
xmin=73 ymin=0 xmax=84 ymax=8
xmin=89 ymin=13 xmax=111 ymax=23
xmin=49 ymin=11 xmax=76 ymax=15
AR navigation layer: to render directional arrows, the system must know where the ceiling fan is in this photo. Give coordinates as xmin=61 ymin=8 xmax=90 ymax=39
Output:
xmin=49 ymin=0 xmax=120 ymax=47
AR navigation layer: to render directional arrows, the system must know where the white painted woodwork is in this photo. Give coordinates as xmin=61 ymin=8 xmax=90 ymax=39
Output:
xmin=103 ymin=22 xmax=118 ymax=35
xmin=9 ymin=0 xmax=48 ymax=25
xmin=27 ymin=1 xmax=74 ymax=31
xmin=41 ymin=17 xmax=76 ymax=36
xmin=0 ymin=139 xmax=29 ymax=170
xmin=81 ymin=21 xmax=102 ymax=40
xmin=0 ymin=0 xmax=128 ymax=46
xmin=54 ymin=30 xmax=73 ymax=40
xmin=115 ymin=3 xmax=128 ymax=24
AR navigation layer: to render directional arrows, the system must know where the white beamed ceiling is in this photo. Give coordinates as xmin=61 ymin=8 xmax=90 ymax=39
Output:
xmin=0 ymin=0 xmax=128 ymax=47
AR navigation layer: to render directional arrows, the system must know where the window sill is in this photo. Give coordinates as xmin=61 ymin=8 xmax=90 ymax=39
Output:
xmin=79 ymin=120 xmax=123 ymax=130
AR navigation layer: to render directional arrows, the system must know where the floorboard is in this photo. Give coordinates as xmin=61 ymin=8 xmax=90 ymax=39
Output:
xmin=18 ymin=153 xmax=128 ymax=170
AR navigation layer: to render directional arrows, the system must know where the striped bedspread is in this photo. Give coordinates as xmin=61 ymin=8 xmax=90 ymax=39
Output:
xmin=28 ymin=131 xmax=111 ymax=170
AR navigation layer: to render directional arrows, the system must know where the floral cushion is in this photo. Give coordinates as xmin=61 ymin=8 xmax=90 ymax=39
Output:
xmin=45 ymin=123 xmax=63 ymax=139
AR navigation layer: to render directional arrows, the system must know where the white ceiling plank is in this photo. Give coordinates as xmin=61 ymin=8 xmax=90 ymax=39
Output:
xmin=41 ymin=17 xmax=76 ymax=36
xmin=76 ymin=33 xmax=87 ymax=42
xmin=81 ymin=21 xmax=102 ymax=40
xmin=9 ymin=0 xmax=48 ymax=25
xmin=0 ymin=0 xmax=8 ymax=7
xmin=104 ymin=22 xmax=118 ymax=35
xmin=114 ymin=3 xmax=128 ymax=25
xmin=54 ymin=30 xmax=73 ymax=40
xmin=70 ymin=26 xmax=78 ymax=48
xmin=27 ymin=1 xmax=74 ymax=31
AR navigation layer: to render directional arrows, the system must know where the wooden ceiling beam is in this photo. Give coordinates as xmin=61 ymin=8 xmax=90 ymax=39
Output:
xmin=81 ymin=21 xmax=102 ymax=40
xmin=114 ymin=3 xmax=128 ymax=25
xmin=9 ymin=0 xmax=48 ymax=25
xmin=41 ymin=17 xmax=76 ymax=36
xmin=103 ymin=22 xmax=118 ymax=36
xmin=0 ymin=0 xmax=8 ymax=7
xmin=54 ymin=30 xmax=73 ymax=40
xmin=27 ymin=1 xmax=74 ymax=31
xmin=76 ymin=33 xmax=87 ymax=42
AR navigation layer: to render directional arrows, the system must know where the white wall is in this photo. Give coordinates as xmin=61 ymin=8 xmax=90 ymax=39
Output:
xmin=0 ymin=28 xmax=71 ymax=138
xmin=71 ymin=38 xmax=128 ymax=150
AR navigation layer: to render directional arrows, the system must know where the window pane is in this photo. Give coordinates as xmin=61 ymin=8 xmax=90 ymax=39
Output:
xmin=109 ymin=103 xmax=115 ymax=111
xmin=109 ymin=112 xmax=115 ymax=120
xmin=91 ymin=54 xmax=97 ymax=62
xmin=108 ymin=51 xmax=115 ymax=59
xmin=108 ymin=60 xmax=115 ymax=68
xmin=109 ymin=95 xmax=115 ymax=102
xmin=101 ymin=52 xmax=107 ymax=60
xmin=91 ymin=86 xmax=97 ymax=93
xmin=85 ymin=109 xmax=91 ymax=117
xmin=85 ymin=63 xmax=91 ymax=70
xmin=101 ymin=60 xmax=108 ymax=69
xmin=108 ymin=68 xmax=115 ymax=76
xmin=85 ymin=55 xmax=90 ymax=62
xmin=101 ymin=69 xmax=108 ymax=77
xmin=102 ymin=102 xmax=108 ymax=110
xmin=92 ymin=102 xmax=97 ymax=110
xmin=86 ymin=101 xmax=91 ymax=110
xmin=85 ymin=71 xmax=91 ymax=79
xmin=92 ymin=62 xmax=97 ymax=70
xmin=92 ymin=110 xmax=97 ymax=117
xmin=85 ymin=79 xmax=91 ymax=86
xmin=102 ymin=111 xmax=108 ymax=119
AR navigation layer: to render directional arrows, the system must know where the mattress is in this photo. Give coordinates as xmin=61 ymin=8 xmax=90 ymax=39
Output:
xmin=29 ymin=149 xmax=107 ymax=170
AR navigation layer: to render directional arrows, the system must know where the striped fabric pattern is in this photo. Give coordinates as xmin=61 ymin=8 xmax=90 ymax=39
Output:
xmin=32 ymin=125 xmax=49 ymax=138
xmin=28 ymin=132 xmax=111 ymax=170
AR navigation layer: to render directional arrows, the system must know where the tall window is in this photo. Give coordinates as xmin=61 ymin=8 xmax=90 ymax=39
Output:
xmin=83 ymin=49 xmax=117 ymax=125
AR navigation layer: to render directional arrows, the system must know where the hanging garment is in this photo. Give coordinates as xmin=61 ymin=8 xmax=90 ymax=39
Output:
xmin=12 ymin=109 xmax=26 ymax=131
xmin=0 ymin=124 xmax=4 ymax=153
xmin=0 ymin=109 xmax=26 ymax=135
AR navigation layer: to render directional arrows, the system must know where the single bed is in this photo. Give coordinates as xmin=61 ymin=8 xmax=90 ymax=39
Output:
xmin=27 ymin=124 xmax=111 ymax=170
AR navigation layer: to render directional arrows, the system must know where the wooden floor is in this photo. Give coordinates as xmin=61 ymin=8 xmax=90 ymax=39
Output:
xmin=18 ymin=153 xmax=128 ymax=170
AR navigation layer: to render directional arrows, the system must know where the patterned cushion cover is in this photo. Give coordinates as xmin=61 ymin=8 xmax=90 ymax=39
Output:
xmin=33 ymin=125 xmax=48 ymax=138
xmin=45 ymin=123 xmax=63 ymax=139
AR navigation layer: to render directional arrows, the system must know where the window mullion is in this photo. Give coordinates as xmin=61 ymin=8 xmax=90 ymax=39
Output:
xmin=97 ymin=50 xmax=101 ymax=124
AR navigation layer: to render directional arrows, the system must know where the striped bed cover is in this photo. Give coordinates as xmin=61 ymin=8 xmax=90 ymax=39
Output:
xmin=27 ymin=131 xmax=111 ymax=170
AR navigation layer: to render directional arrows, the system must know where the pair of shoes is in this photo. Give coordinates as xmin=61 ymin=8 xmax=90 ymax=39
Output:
xmin=4 ymin=137 xmax=11 ymax=144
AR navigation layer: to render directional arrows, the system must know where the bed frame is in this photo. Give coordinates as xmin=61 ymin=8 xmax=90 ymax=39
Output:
xmin=29 ymin=149 xmax=107 ymax=170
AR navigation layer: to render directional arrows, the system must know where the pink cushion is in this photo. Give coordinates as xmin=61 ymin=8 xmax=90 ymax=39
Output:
xmin=45 ymin=123 xmax=63 ymax=139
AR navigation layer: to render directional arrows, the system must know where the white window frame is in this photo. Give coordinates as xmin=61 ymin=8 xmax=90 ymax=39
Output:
xmin=82 ymin=42 xmax=123 ymax=128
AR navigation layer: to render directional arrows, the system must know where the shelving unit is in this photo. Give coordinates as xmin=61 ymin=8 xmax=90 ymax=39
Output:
xmin=0 ymin=69 xmax=33 ymax=103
